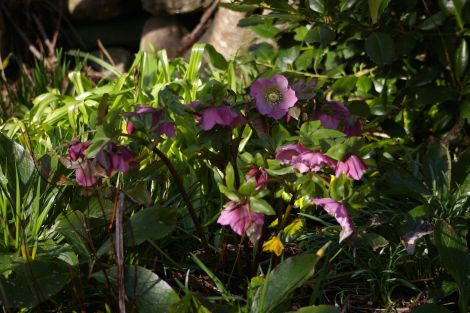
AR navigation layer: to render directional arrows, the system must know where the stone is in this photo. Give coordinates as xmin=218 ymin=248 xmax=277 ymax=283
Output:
xmin=203 ymin=3 xmax=253 ymax=60
xmin=68 ymin=0 xmax=122 ymax=21
xmin=141 ymin=0 xmax=213 ymax=15
xmin=140 ymin=17 xmax=185 ymax=58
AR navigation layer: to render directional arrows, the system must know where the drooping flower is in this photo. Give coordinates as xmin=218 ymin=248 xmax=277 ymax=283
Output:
xmin=312 ymin=101 xmax=350 ymax=129
xmin=64 ymin=140 xmax=98 ymax=187
xmin=313 ymin=198 xmax=355 ymax=243
xmin=69 ymin=140 xmax=91 ymax=161
xmin=262 ymin=236 xmax=284 ymax=256
xmin=217 ymin=200 xmax=264 ymax=244
xmin=125 ymin=106 xmax=176 ymax=137
xmin=335 ymin=155 xmax=367 ymax=180
xmin=198 ymin=106 xmax=245 ymax=131
xmin=250 ymin=75 xmax=298 ymax=120
xmin=95 ymin=143 xmax=134 ymax=176
xmin=312 ymin=101 xmax=362 ymax=137
xmin=275 ymin=144 xmax=310 ymax=165
xmin=245 ymin=167 xmax=268 ymax=190
xmin=275 ymin=144 xmax=335 ymax=173
xmin=291 ymin=151 xmax=336 ymax=173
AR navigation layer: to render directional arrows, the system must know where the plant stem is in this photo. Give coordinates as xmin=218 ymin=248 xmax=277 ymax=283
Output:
xmin=153 ymin=146 xmax=209 ymax=251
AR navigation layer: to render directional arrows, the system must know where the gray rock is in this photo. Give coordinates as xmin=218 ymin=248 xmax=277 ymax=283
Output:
xmin=68 ymin=0 xmax=122 ymax=21
xmin=204 ymin=3 xmax=253 ymax=59
xmin=141 ymin=0 xmax=213 ymax=15
xmin=140 ymin=17 xmax=185 ymax=58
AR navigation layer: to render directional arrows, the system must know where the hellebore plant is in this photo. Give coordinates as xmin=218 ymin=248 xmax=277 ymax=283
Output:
xmin=217 ymin=200 xmax=265 ymax=244
xmin=276 ymin=144 xmax=335 ymax=173
xmin=313 ymin=198 xmax=355 ymax=243
xmin=199 ymin=106 xmax=245 ymax=131
xmin=125 ymin=105 xmax=176 ymax=137
xmin=312 ymin=101 xmax=362 ymax=137
xmin=335 ymin=155 xmax=367 ymax=181
xmin=250 ymin=74 xmax=298 ymax=119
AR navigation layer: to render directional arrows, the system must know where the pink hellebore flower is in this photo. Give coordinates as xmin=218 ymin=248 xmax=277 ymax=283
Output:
xmin=276 ymin=144 xmax=335 ymax=173
xmin=250 ymin=75 xmax=298 ymax=120
xmin=245 ymin=167 xmax=268 ymax=190
xmin=335 ymin=155 xmax=367 ymax=180
xmin=199 ymin=106 xmax=244 ymax=131
xmin=126 ymin=106 xmax=176 ymax=137
xmin=217 ymin=200 xmax=264 ymax=244
xmin=66 ymin=141 xmax=97 ymax=187
xmin=313 ymin=198 xmax=355 ymax=243
xmin=96 ymin=143 xmax=134 ymax=176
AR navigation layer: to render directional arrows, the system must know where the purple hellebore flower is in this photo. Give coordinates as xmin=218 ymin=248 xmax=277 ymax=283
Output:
xmin=313 ymin=198 xmax=355 ymax=243
xmin=312 ymin=101 xmax=350 ymax=129
xmin=75 ymin=167 xmax=98 ymax=187
xmin=217 ymin=200 xmax=265 ymax=244
xmin=125 ymin=106 xmax=176 ymax=137
xmin=250 ymin=75 xmax=298 ymax=120
xmin=245 ymin=167 xmax=268 ymax=190
xmin=69 ymin=140 xmax=91 ymax=161
xmin=96 ymin=143 xmax=134 ymax=176
xmin=199 ymin=106 xmax=245 ymax=131
xmin=276 ymin=144 xmax=336 ymax=173
xmin=335 ymin=155 xmax=367 ymax=180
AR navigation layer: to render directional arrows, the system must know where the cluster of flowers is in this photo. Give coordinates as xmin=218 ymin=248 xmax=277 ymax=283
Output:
xmin=64 ymin=74 xmax=366 ymax=248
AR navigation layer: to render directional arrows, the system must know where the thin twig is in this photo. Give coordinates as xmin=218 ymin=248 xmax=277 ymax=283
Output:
xmin=177 ymin=0 xmax=220 ymax=55
xmin=116 ymin=192 xmax=126 ymax=313
xmin=152 ymin=146 xmax=210 ymax=251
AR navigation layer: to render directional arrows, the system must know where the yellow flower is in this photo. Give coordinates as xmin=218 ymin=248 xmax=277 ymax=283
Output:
xmin=262 ymin=237 xmax=284 ymax=256
xmin=284 ymin=218 xmax=303 ymax=237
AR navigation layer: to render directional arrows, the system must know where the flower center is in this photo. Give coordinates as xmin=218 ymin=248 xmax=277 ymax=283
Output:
xmin=264 ymin=88 xmax=282 ymax=105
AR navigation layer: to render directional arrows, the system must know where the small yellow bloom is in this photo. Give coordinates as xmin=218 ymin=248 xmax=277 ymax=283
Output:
xmin=262 ymin=237 xmax=284 ymax=256
xmin=284 ymin=218 xmax=303 ymax=237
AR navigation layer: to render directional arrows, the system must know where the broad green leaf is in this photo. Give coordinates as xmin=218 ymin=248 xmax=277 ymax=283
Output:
xmin=252 ymin=243 xmax=329 ymax=313
xmin=452 ymin=0 xmax=466 ymax=29
xmin=332 ymin=76 xmax=357 ymax=96
xmin=0 ymin=132 xmax=35 ymax=200
xmin=454 ymin=39 xmax=469 ymax=79
xmin=365 ymin=32 xmax=395 ymax=65
xmin=309 ymin=0 xmax=326 ymax=14
xmin=250 ymin=197 xmax=275 ymax=215
xmin=94 ymin=266 xmax=179 ymax=313
xmin=418 ymin=12 xmax=445 ymax=30
xmin=205 ymin=44 xmax=228 ymax=70
xmin=225 ymin=162 xmax=235 ymax=190
xmin=434 ymin=220 xmax=470 ymax=313
xmin=368 ymin=0 xmax=390 ymax=24
xmin=55 ymin=211 xmax=91 ymax=260
xmin=219 ymin=2 xmax=257 ymax=12
xmin=0 ymin=259 xmax=73 ymax=308
xmin=305 ymin=25 xmax=335 ymax=47
xmin=239 ymin=179 xmax=256 ymax=196
xmin=452 ymin=147 xmax=470 ymax=191
xmin=85 ymin=125 xmax=110 ymax=158
xmin=422 ymin=143 xmax=451 ymax=192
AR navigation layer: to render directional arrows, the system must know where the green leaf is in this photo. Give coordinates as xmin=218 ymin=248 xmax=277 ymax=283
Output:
xmin=332 ymin=76 xmax=358 ymax=96
xmin=219 ymin=3 xmax=257 ymax=12
xmin=329 ymin=174 xmax=352 ymax=200
xmin=422 ymin=143 xmax=451 ymax=192
xmin=434 ymin=220 xmax=470 ymax=313
xmin=305 ymin=25 xmax=335 ymax=47
xmin=225 ymin=162 xmax=235 ymax=190
xmin=454 ymin=39 xmax=469 ymax=79
xmin=0 ymin=132 xmax=35 ymax=200
xmin=239 ymin=179 xmax=256 ymax=197
xmin=0 ymin=259 xmax=73 ymax=308
xmin=410 ymin=303 xmax=453 ymax=313
xmin=309 ymin=0 xmax=326 ymax=14
xmin=368 ymin=0 xmax=390 ymax=24
xmin=85 ymin=125 xmax=110 ymax=158
xmin=205 ymin=44 xmax=228 ymax=70
xmin=94 ymin=266 xmax=179 ymax=313
xmin=365 ymin=32 xmax=395 ymax=65
xmin=459 ymin=101 xmax=470 ymax=124
xmin=418 ymin=12 xmax=445 ymax=30
xmin=55 ymin=211 xmax=91 ymax=260
xmin=288 ymin=305 xmax=340 ymax=313
xmin=252 ymin=22 xmax=280 ymax=39
xmin=218 ymin=184 xmax=240 ymax=201
xmin=250 ymin=197 xmax=275 ymax=215
xmin=452 ymin=0 xmax=466 ymax=30
xmin=252 ymin=243 xmax=329 ymax=313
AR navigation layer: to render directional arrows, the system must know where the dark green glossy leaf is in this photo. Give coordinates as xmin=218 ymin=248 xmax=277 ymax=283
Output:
xmin=454 ymin=39 xmax=468 ymax=78
xmin=365 ymin=32 xmax=395 ymax=65
xmin=94 ymin=266 xmax=179 ymax=313
xmin=418 ymin=12 xmax=445 ymax=30
xmin=205 ymin=44 xmax=228 ymax=70
xmin=368 ymin=0 xmax=390 ymax=23
xmin=410 ymin=303 xmax=453 ymax=313
xmin=305 ymin=25 xmax=335 ymax=47
xmin=0 ymin=259 xmax=73 ymax=308
xmin=309 ymin=0 xmax=326 ymax=14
